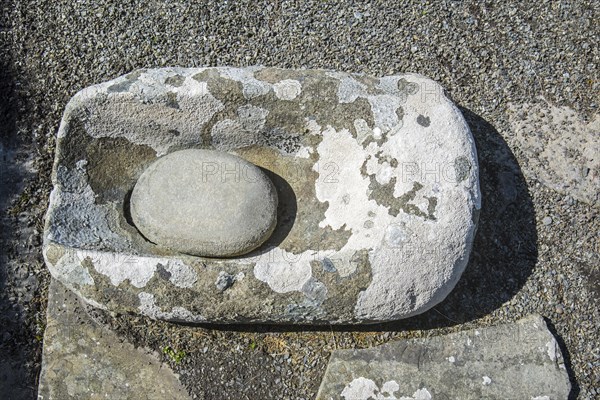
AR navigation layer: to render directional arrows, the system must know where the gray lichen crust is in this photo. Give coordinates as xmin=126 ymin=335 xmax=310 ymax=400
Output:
xmin=38 ymin=279 xmax=191 ymax=399
xmin=43 ymin=67 xmax=481 ymax=324
xmin=316 ymin=315 xmax=571 ymax=399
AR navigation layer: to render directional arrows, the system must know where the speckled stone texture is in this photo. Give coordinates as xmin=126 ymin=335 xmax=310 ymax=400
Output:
xmin=43 ymin=67 xmax=480 ymax=324
xmin=38 ymin=279 xmax=190 ymax=400
xmin=508 ymin=101 xmax=600 ymax=207
xmin=317 ymin=314 xmax=571 ymax=400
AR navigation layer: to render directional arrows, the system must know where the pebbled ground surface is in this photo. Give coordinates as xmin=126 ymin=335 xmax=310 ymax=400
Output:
xmin=0 ymin=1 xmax=598 ymax=399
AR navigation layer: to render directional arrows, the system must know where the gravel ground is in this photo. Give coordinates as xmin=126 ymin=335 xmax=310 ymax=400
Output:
xmin=0 ymin=1 xmax=598 ymax=399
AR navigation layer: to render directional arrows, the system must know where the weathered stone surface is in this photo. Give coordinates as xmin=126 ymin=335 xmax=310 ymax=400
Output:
xmin=131 ymin=149 xmax=278 ymax=257
xmin=508 ymin=100 xmax=599 ymax=206
xmin=38 ymin=279 xmax=191 ymax=399
xmin=43 ymin=67 xmax=480 ymax=323
xmin=317 ymin=315 xmax=571 ymax=400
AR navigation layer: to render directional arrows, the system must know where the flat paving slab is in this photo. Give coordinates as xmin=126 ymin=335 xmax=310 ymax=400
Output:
xmin=317 ymin=314 xmax=571 ymax=400
xmin=38 ymin=279 xmax=190 ymax=400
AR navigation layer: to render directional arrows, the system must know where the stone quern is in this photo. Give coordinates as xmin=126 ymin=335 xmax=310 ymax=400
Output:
xmin=130 ymin=149 xmax=278 ymax=257
xmin=43 ymin=67 xmax=480 ymax=324
xmin=316 ymin=315 xmax=571 ymax=399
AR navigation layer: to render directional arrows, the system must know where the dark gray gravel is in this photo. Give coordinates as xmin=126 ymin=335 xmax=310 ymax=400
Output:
xmin=1 ymin=1 xmax=598 ymax=399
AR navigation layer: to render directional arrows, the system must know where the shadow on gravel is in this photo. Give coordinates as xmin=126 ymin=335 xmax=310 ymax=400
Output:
xmin=0 ymin=38 xmax=37 ymax=400
xmin=544 ymin=317 xmax=580 ymax=400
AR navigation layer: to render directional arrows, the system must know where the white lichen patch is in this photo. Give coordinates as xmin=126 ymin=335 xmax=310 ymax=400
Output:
xmin=327 ymin=72 xmax=410 ymax=132
xmin=381 ymin=381 xmax=400 ymax=395
xmin=546 ymin=338 xmax=558 ymax=361
xmin=308 ymin=91 xmax=480 ymax=320
xmin=329 ymin=72 xmax=369 ymax=103
xmin=162 ymin=259 xmax=197 ymax=289
xmin=55 ymin=248 xmax=195 ymax=289
xmin=253 ymin=253 xmax=313 ymax=293
xmin=273 ymin=79 xmax=302 ymax=100
xmin=340 ymin=377 xmax=379 ymax=400
xmin=86 ymin=251 xmax=160 ymax=288
xmin=403 ymin=388 xmax=432 ymax=400
xmin=295 ymin=145 xmax=313 ymax=158
xmin=352 ymin=81 xmax=478 ymax=320
xmin=241 ymin=74 xmax=479 ymax=320
xmin=314 ymin=126 xmax=377 ymax=232
xmin=69 ymin=68 xmax=225 ymax=156
xmin=340 ymin=377 xmax=431 ymax=400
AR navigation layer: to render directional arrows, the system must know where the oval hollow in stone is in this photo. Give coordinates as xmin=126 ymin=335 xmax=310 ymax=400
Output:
xmin=130 ymin=149 xmax=278 ymax=257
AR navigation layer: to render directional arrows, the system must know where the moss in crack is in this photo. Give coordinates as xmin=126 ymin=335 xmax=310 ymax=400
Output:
xmin=163 ymin=346 xmax=186 ymax=363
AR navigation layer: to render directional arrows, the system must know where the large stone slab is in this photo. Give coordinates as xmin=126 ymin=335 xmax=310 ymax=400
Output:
xmin=316 ymin=315 xmax=571 ymax=399
xmin=38 ymin=279 xmax=190 ymax=399
xmin=43 ymin=67 xmax=480 ymax=324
